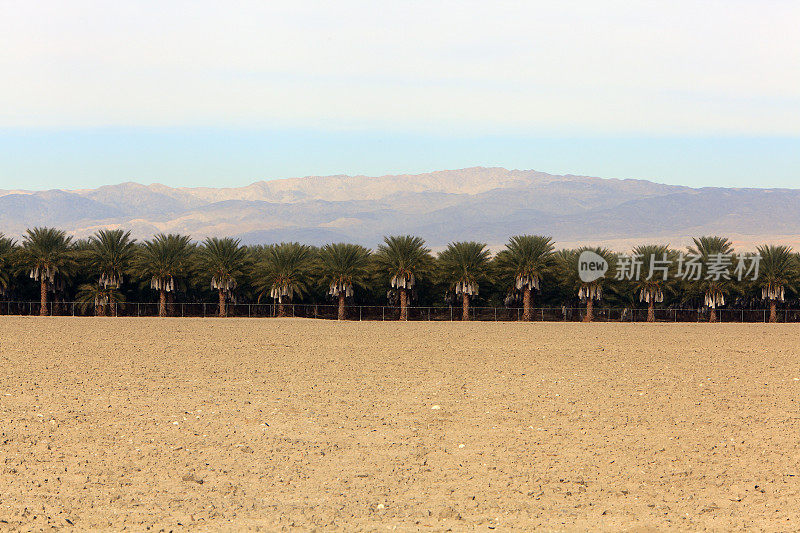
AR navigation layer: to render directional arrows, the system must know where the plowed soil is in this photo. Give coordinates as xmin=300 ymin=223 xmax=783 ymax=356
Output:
xmin=1 ymin=317 xmax=799 ymax=531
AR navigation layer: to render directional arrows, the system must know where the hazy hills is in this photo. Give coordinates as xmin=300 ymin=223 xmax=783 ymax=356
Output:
xmin=1 ymin=167 xmax=798 ymax=250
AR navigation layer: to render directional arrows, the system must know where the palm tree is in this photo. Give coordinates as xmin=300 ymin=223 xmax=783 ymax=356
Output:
xmin=0 ymin=234 xmax=16 ymax=298
xmin=252 ymin=242 xmax=315 ymax=317
xmin=198 ymin=237 xmax=248 ymax=317
xmin=134 ymin=234 xmax=195 ymax=317
xmin=373 ymin=235 xmax=433 ymax=321
xmin=688 ymin=236 xmax=734 ymax=322
xmin=557 ymin=247 xmax=615 ymax=322
xmin=18 ymin=227 xmax=75 ymax=316
xmin=756 ymin=244 xmax=797 ymax=323
xmin=631 ymin=244 xmax=675 ymax=322
xmin=85 ymin=229 xmax=136 ymax=314
xmin=494 ymin=235 xmax=555 ymax=321
xmin=437 ymin=241 xmax=491 ymax=321
xmin=578 ymin=247 xmax=615 ymax=322
xmin=317 ymin=243 xmax=372 ymax=320
xmin=76 ymin=282 xmax=126 ymax=316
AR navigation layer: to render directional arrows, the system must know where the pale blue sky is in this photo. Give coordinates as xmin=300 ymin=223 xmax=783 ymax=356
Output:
xmin=1 ymin=129 xmax=798 ymax=190
xmin=1 ymin=1 xmax=798 ymax=189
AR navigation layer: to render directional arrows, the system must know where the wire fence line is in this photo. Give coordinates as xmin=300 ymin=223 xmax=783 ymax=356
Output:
xmin=1 ymin=301 xmax=799 ymax=322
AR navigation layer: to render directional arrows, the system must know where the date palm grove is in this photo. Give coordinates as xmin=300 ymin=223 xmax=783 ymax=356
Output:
xmin=0 ymin=227 xmax=792 ymax=322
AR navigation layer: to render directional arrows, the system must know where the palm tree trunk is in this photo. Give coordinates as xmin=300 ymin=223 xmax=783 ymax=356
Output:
xmin=338 ymin=293 xmax=346 ymax=320
xmin=39 ymin=278 xmax=48 ymax=316
xmin=709 ymin=307 xmax=717 ymax=323
xmin=647 ymin=301 xmax=655 ymax=323
xmin=399 ymin=289 xmax=408 ymax=321
xmin=278 ymin=302 xmax=286 ymax=317
xmin=769 ymin=300 xmax=777 ymax=323
xmin=218 ymin=289 xmax=226 ymax=317
xmin=584 ymin=298 xmax=593 ymax=322
xmin=522 ymin=287 xmax=531 ymax=321
xmin=462 ymin=293 xmax=470 ymax=321
xmin=159 ymin=290 xmax=167 ymax=318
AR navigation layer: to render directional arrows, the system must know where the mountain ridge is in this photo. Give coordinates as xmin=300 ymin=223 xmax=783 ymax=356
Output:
xmin=0 ymin=167 xmax=797 ymax=250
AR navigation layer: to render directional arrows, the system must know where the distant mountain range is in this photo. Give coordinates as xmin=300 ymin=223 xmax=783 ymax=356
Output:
xmin=1 ymin=167 xmax=798 ymax=250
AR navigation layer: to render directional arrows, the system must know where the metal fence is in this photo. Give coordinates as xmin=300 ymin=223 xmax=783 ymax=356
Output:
xmin=1 ymin=301 xmax=799 ymax=322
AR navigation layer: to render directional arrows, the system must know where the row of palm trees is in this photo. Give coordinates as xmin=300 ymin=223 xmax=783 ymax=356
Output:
xmin=0 ymin=228 xmax=796 ymax=322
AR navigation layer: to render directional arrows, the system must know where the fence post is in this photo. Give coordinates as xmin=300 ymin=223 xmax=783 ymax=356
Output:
xmin=382 ymin=307 xmax=385 ymax=321
xmin=359 ymin=306 xmax=362 ymax=321
xmin=203 ymin=303 xmax=206 ymax=318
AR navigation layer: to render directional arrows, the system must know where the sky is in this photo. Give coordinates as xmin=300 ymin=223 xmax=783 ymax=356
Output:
xmin=1 ymin=1 xmax=798 ymax=190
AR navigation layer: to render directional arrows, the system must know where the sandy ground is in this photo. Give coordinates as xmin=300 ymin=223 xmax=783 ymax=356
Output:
xmin=1 ymin=318 xmax=800 ymax=531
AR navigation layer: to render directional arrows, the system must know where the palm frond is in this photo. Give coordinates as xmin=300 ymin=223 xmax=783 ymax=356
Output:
xmin=317 ymin=242 xmax=371 ymax=298
xmin=135 ymin=233 xmax=195 ymax=294
xmin=373 ymin=235 xmax=433 ymax=293
xmin=198 ymin=237 xmax=248 ymax=294
xmin=494 ymin=235 xmax=555 ymax=293
xmin=437 ymin=241 xmax=491 ymax=298
xmin=17 ymin=227 xmax=76 ymax=288
xmin=252 ymin=242 xmax=315 ymax=303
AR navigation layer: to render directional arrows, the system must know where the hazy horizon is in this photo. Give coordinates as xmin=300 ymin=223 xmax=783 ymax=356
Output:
xmin=3 ymin=157 xmax=800 ymax=193
xmin=1 ymin=132 xmax=799 ymax=191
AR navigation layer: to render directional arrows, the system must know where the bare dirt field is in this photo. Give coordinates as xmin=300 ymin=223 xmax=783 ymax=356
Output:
xmin=1 ymin=318 xmax=800 ymax=531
